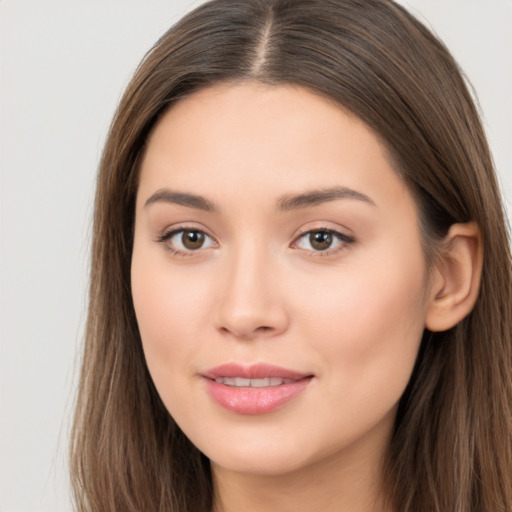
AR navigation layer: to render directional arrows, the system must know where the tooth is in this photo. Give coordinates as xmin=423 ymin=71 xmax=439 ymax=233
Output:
xmin=251 ymin=378 xmax=270 ymax=388
xmin=215 ymin=376 xmax=295 ymax=387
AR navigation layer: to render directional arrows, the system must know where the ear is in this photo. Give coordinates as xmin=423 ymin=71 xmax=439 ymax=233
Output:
xmin=425 ymin=222 xmax=483 ymax=332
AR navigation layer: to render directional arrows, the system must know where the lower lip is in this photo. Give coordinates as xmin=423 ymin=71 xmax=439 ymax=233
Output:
xmin=204 ymin=378 xmax=312 ymax=415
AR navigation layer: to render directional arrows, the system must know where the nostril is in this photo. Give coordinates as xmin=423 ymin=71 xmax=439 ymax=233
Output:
xmin=219 ymin=323 xmax=276 ymax=340
xmin=215 ymin=291 xmax=289 ymax=339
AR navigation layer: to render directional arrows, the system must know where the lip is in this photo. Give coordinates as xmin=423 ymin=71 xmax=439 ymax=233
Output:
xmin=203 ymin=363 xmax=311 ymax=381
xmin=202 ymin=363 xmax=314 ymax=415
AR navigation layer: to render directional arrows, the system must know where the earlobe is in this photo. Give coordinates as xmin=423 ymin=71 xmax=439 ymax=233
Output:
xmin=425 ymin=222 xmax=483 ymax=332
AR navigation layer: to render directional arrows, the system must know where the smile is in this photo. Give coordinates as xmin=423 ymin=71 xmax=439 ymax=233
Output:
xmin=214 ymin=377 xmax=294 ymax=387
xmin=203 ymin=363 xmax=314 ymax=414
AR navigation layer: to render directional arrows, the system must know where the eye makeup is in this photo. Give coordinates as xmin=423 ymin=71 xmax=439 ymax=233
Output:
xmin=154 ymin=223 xmax=356 ymax=260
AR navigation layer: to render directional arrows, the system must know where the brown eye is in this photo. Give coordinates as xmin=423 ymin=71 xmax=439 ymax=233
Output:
xmin=293 ymin=228 xmax=354 ymax=255
xmin=159 ymin=228 xmax=216 ymax=255
xmin=309 ymin=231 xmax=333 ymax=250
xmin=182 ymin=230 xmax=205 ymax=250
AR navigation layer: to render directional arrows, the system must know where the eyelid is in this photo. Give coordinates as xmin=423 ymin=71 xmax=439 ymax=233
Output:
xmin=155 ymin=224 xmax=218 ymax=256
xmin=154 ymin=222 xmax=355 ymax=258
xmin=290 ymin=225 xmax=356 ymax=256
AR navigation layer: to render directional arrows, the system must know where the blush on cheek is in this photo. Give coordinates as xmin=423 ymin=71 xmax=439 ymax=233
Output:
xmin=132 ymin=269 xmax=208 ymax=377
xmin=304 ymin=264 xmax=426 ymax=389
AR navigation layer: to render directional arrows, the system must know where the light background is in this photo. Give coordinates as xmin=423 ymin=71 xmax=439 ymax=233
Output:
xmin=0 ymin=1 xmax=510 ymax=510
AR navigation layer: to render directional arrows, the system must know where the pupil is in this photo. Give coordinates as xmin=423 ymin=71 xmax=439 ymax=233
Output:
xmin=310 ymin=231 xmax=332 ymax=250
xmin=182 ymin=230 xmax=204 ymax=250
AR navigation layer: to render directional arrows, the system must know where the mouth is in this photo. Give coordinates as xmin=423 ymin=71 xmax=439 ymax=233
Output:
xmin=213 ymin=377 xmax=296 ymax=388
xmin=202 ymin=363 xmax=314 ymax=415
xmin=203 ymin=362 xmax=312 ymax=381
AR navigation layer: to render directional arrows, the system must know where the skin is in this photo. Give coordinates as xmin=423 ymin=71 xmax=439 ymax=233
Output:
xmin=131 ymin=82 xmax=437 ymax=512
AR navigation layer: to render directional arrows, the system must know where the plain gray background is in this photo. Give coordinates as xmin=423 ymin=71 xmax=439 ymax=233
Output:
xmin=1 ymin=1 xmax=510 ymax=510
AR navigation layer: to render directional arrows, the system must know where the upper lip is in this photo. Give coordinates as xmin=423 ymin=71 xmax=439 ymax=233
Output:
xmin=202 ymin=363 xmax=313 ymax=381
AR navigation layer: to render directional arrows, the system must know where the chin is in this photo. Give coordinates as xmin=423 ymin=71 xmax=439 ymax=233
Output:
xmin=181 ymin=420 xmax=312 ymax=476
xmin=209 ymin=445 xmax=314 ymax=477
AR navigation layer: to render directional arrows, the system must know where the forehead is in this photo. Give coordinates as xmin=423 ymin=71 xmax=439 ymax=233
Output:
xmin=138 ymin=82 xmax=415 ymax=216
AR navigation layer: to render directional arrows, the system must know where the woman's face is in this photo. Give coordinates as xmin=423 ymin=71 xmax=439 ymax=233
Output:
xmin=132 ymin=83 xmax=431 ymax=477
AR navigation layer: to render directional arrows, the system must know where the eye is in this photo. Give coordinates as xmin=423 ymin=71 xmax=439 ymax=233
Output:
xmin=158 ymin=228 xmax=217 ymax=255
xmin=293 ymin=228 xmax=354 ymax=255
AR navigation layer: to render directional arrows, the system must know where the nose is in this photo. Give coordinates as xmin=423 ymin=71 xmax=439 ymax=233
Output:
xmin=214 ymin=245 xmax=289 ymax=341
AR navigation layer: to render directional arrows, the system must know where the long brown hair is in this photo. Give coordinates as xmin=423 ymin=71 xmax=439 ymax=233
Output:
xmin=70 ymin=1 xmax=512 ymax=510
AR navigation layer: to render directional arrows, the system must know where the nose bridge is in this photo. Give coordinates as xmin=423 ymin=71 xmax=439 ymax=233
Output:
xmin=216 ymin=238 xmax=288 ymax=339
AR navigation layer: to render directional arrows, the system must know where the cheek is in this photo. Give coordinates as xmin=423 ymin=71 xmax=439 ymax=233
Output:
xmin=291 ymin=246 xmax=428 ymax=406
xmin=130 ymin=247 xmax=213 ymax=391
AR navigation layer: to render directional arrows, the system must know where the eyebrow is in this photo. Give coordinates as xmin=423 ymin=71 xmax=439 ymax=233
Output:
xmin=277 ymin=186 xmax=376 ymax=211
xmin=143 ymin=185 xmax=375 ymax=212
xmin=144 ymin=189 xmax=217 ymax=211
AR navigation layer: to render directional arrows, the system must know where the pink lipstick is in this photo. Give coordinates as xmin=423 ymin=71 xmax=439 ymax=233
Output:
xmin=202 ymin=363 xmax=313 ymax=415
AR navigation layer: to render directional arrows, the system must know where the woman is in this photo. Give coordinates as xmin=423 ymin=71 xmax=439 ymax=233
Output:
xmin=70 ymin=0 xmax=512 ymax=510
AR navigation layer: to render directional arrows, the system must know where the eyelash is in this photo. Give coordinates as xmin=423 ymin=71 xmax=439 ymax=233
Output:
xmin=292 ymin=228 xmax=355 ymax=257
xmin=156 ymin=227 xmax=216 ymax=257
xmin=156 ymin=226 xmax=355 ymax=258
